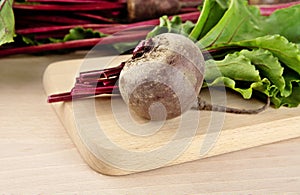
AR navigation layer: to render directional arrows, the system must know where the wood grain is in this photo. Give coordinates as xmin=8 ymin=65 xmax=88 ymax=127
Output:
xmin=43 ymin=55 xmax=300 ymax=176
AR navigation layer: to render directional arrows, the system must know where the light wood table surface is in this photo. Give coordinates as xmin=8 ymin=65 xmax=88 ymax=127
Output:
xmin=1 ymin=53 xmax=300 ymax=194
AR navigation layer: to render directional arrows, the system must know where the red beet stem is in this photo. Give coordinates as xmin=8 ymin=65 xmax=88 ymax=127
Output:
xmin=0 ymin=32 xmax=147 ymax=57
xmin=0 ymin=38 xmax=101 ymax=57
xmin=74 ymin=83 xmax=96 ymax=88
xmin=178 ymin=11 xmax=200 ymax=21
xmin=47 ymin=92 xmax=74 ymax=103
xmin=79 ymin=63 xmax=124 ymax=80
xmin=19 ymin=15 xmax=91 ymax=25
xmin=75 ymin=13 xmax=117 ymax=24
xmin=10 ymin=11 xmax=200 ymax=57
xmin=26 ymin=0 xmax=120 ymax=3
xmin=71 ymin=86 xmax=118 ymax=95
xmin=13 ymin=3 xmax=125 ymax=11
xmin=97 ymin=11 xmax=200 ymax=34
xmin=48 ymin=82 xmax=119 ymax=103
xmin=16 ymin=24 xmax=116 ymax=35
xmin=179 ymin=7 xmax=199 ymax=13
xmin=47 ymin=61 xmax=125 ymax=103
xmin=258 ymin=0 xmax=300 ymax=16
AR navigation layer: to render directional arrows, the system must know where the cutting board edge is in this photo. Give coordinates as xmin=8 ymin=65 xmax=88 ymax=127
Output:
xmin=50 ymin=101 xmax=300 ymax=176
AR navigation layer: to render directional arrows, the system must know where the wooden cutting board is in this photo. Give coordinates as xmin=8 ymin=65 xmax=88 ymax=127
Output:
xmin=43 ymin=55 xmax=300 ymax=176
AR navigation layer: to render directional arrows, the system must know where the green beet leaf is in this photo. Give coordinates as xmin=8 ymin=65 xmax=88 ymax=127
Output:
xmin=195 ymin=0 xmax=300 ymax=48
xmin=146 ymin=15 xmax=195 ymax=39
xmin=205 ymin=52 xmax=261 ymax=82
xmin=272 ymin=68 xmax=300 ymax=107
xmin=262 ymin=4 xmax=300 ymax=44
xmin=238 ymin=49 xmax=286 ymax=97
xmin=273 ymin=86 xmax=300 ymax=108
xmin=0 ymin=0 xmax=15 ymax=46
xmin=189 ymin=0 xmax=228 ymax=41
xmin=283 ymin=68 xmax=300 ymax=97
xmin=196 ymin=0 xmax=265 ymax=49
xmin=204 ymin=50 xmax=275 ymax=99
xmin=146 ymin=16 xmax=178 ymax=38
xmin=212 ymin=35 xmax=300 ymax=76
xmin=59 ymin=27 xmax=105 ymax=42
xmin=21 ymin=27 xmax=106 ymax=46
xmin=145 ymin=0 xmax=300 ymax=108
xmin=205 ymin=77 xmax=271 ymax=99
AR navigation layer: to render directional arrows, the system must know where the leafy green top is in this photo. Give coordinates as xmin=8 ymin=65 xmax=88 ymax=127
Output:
xmin=147 ymin=0 xmax=300 ymax=108
xmin=0 ymin=0 xmax=15 ymax=46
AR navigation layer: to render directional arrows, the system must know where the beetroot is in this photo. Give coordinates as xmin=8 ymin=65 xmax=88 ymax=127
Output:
xmin=127 ymin=0 xmax=180 ymax=21
xmin=118 ymin=33 xmax=205 ymax=120
xmin=127 ymin=0 xmax=200 ymax=21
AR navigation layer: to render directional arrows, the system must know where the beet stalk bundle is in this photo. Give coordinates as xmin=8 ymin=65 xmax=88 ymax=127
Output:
xmin=48 ymin=62 xmax=125 ymax=103
xmin=1 ymin=8 xmax=200 ymax=56
xmin=2 ymin=0 xmax=298 ymax=57
xmin=0 ymin=0 xmax=203 ymax=57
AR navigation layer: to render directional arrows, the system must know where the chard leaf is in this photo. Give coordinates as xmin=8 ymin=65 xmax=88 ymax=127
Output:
xmin=0 ymin=0 xmax=15 ymax=46
xmin=189 ymin=0 xmax=228 ymax=41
